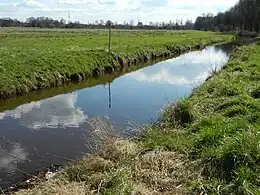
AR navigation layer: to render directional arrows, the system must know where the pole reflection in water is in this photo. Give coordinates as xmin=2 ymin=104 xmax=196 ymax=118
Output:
xmin=109 ymin=83 xmax=112 ymax=109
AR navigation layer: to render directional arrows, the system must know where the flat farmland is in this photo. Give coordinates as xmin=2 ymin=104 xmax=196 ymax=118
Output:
xmin=0 ymin=28 xmax=233 ymax=98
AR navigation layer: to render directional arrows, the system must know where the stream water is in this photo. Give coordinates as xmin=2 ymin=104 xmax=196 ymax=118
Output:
xmin=0 ymin=43 xmax=234 ymax=188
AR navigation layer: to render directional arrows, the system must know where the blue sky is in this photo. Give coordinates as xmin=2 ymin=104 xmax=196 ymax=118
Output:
xmin=0 ymin=0 xmax=238 ymax=24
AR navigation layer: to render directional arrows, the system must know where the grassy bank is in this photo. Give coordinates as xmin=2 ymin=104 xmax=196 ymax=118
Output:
xmin=142 ymin=43 xmax=260 ymax=194
xmin=13 ymin=42 xmax=260 ymax=194
xmin=0 ymin=60 xmax=160 ymax=113
xmin=0 ymin=29 xmax=233 ymax=98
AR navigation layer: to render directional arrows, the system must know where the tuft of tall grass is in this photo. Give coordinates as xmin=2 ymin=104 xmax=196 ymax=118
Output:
xmin=160 ymin=99 xmax=196 ymax=128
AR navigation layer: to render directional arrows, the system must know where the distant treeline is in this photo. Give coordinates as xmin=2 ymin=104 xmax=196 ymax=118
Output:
xmin=0 ymin=17 xmax=194 ymax=30
xmin=5 ymin=0 xmax=260 ymax=32
xmin=195 ymin=0 xmax=260 ymax=32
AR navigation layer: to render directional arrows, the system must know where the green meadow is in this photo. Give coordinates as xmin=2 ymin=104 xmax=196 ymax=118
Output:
xmin=0 ymin=28 xmax=233 ymax=98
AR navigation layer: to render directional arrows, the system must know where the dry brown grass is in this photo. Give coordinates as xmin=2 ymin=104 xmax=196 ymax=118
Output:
xmin=98 ymin=139 xmax=139 ymax=162
xmin=133 ymin=150 xmax=199 ymax=195
xmin=14 ymin=135 xmax=197 ymax=195
xmin=15 ymin=179 xmax=91 ymax=195
xmin=12 ymin=115 xmax=199 ymax=194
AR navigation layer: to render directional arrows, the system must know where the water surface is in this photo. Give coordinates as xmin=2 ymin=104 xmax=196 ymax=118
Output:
xmin=0 ymin=43 xmax=234 ymax=187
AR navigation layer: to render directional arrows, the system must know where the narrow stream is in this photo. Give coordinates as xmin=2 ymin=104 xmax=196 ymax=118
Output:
xmin=0 ymin=43 xmax=234 ymax=188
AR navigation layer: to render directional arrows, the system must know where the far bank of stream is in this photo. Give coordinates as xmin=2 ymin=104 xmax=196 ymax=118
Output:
xmin=0 ymin=43 xmax=234 ymax=189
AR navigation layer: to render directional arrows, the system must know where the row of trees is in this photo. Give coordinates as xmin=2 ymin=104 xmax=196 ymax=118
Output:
xmin=0 ymin=17 xmax=194 ymax=30
xmin=0 ymin=17 xmax=68 ymax=28
xmin=195 ymin=0 xmax=260 ymax=32
xmin=1 ymin=1 xmax=260 ymax=32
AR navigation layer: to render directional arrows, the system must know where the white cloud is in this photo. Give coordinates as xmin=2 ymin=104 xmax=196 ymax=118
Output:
xmin=0 ymin=0 xmax=239 ymax=24
xmin=57 ymin=0 xmax=87 ymax=4
xmin=24 ymin=0 xmax=47 ymax=8
xmin=167 ymin=0 xmax=238 ymax=8
xmin=0 ymin=93 xmax=87 ymax=130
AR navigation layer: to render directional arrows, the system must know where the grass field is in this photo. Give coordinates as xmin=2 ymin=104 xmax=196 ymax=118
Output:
xmin=14 ymin=43 xmax=260 ymax=194
xmin=0 ymin=28 xmax=233 ymax=98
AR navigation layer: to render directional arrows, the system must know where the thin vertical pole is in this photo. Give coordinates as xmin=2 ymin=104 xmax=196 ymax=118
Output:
xmin=108 ymin=24 xmax=111 ymax=52
xmin=108 ymin=83 xmax=111 ymax=109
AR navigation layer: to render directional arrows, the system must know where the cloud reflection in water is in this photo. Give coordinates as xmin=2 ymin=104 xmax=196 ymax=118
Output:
xmin=127 ymin=46 xmax=229 ymax=86
xmin=128 ymin=68 xmax=210 ymax=86
xmin=0 ymin=142 xmax=28 ymax=180
xmin=0 ymin=93 xmax=87 ymax=130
